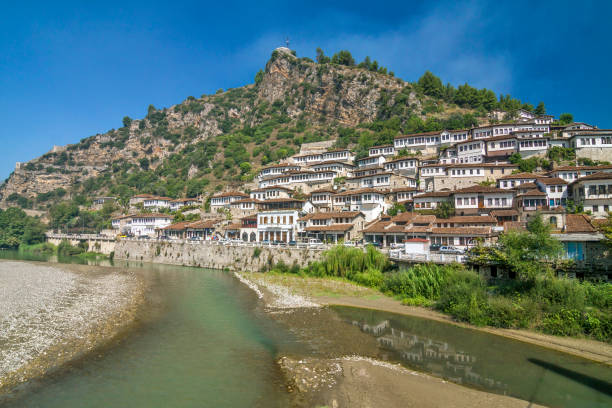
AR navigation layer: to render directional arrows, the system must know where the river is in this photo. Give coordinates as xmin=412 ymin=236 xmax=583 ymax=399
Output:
xmin=0 ymin=250 xmax=610 ymax=407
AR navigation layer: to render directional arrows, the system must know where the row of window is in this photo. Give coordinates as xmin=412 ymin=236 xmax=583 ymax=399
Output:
xmin=587 ymin=185 xmax=612 ymax=196
xmin=459 ymin=143 xmax=482 ymax=152
xmin=519 ymin=140 xmax=547 ymax=148
xmin=258 ymin=215 xmax=295 ymax=225
xmin=455 ymin=197 xmax=509 ymax=207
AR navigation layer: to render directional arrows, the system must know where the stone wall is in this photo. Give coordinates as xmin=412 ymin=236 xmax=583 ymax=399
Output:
xmin=114 ymin=240 xmax=324 ymax=271
xmin=576 ymin=147 xmax=612 ymax=162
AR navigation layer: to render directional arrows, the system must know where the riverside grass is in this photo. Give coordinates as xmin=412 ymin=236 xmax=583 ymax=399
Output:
xmin=267 ymin=245 xmax=612 ymax=343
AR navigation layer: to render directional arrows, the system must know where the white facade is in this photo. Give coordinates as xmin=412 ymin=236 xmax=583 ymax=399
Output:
xmin=257 ymin=164 xmax=300 ymax=180
xmin=129 ymin=215 xmax=172 ymax=237
xmin=143 ymin=197 xmax=171 ymax=210
xmin=332 ymin=190 xmax=388 ymax=221
xmin=257 ymin=210 xmax=299 ymax=242
xmin=369 ymin=145 xmax=395 ymax=157
xmin=456 ymin=140 xmax=485 ymax=164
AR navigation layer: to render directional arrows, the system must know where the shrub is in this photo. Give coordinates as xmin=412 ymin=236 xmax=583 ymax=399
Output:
xmin=253 ymin=247 xmax=261 ymax=258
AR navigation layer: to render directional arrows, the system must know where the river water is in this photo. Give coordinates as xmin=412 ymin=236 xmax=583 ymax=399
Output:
xmin=0 ymin=250 xmax=610 ymax=407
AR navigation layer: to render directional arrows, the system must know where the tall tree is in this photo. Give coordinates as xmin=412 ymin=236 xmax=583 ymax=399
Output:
xmin=559 ymin=113 xmax=574 ymax=125
xmin=534 ymin=102 xmax=546 ymax=115
xmin=417 ymin=71 xmax=444 ymax=99
xmin=315 ymin=47 xmax=330 ymax=64
xmin=331 ymin=50 xmax=355 ymax=66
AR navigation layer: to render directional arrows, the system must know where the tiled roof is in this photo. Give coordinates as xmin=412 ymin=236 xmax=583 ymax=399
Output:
xmin=362 ymin=221 xmax=393 ymax=233
xmin=334 ymin=188 xmax=388 ymax=196
xmin=565 ymin=214 xmax=597 ymax=233
xmin=435 ymin=216 xmax=497 ymax=224
xmin=306 ymin=211 xmax=363 ymax=220
xmin=573 ymin=172 xmax=612 ymax=182
xmin=414 ymin=191 xmax=452 ymax=198
xmin=453 ymin=185 xmax=509 ymax=194
xmin=517 ymin=189 xmax=547 ymax=197
xmin=304 ymin=224 xmax=354 ymax=232
xmin=498 ymin=172 xmax=540 ymax=180
xmin=536 ymin=177 xmax=568 ymax=185
xmin=394 ymin=130 xmax=442 ymax=139
xmin=490 ymin=209 xmax=519 ymax=217
xmin=430 ymin=227 xmax=493 ymax=235
xmin=551 ymin=165 xmax=612 ymax=171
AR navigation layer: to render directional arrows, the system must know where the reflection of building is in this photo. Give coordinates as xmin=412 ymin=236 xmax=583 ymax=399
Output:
xmin=350 ymin=319 xmax=508 ymax=392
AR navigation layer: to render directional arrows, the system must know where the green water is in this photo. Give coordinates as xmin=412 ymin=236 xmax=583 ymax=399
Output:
xmin=333 ymin=306 xmax=612 ymax=408
xmin=1 ymin=260 xmax=295 ymax=407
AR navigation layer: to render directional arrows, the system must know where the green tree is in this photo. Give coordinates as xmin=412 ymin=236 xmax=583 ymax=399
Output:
xmin=388 ymin=203 xmax=406 ymax=216
xmin=497 ymin=213 xmax=562 ymax=280
xmin=559 ymin=113 xmax=574 ymax=125
xmin=534 ymin=102 xmax=546 ymax=115
xmin=315 ymin=47 xmax=330 ymax=64
xmin=331 ymin=50 xmax=355 ymax=66
xmin=417 ymin=71 xmax=444 ymax=99
xmin=254 ymin=70 xmax=264 ymax=85
xmin=434 ymin=201 xmax=455 ymax=219
xmin=122 ymin=116 xmax=132 ymax=128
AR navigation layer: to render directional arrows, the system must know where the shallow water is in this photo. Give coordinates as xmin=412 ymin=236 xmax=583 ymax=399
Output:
xmin=333 ymin=306 xmax=612 ymax=408
xmin=1 ymin=259 xmax=296 ymax=407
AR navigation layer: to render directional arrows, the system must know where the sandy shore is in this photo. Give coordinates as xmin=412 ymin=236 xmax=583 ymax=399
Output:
xmin=242 ymin=271 xmax=612 ymax=365
xmin=280 ymin=356 xmax=547 ymax=408
xmin=0 ymin=260 xmax=145 ymax=396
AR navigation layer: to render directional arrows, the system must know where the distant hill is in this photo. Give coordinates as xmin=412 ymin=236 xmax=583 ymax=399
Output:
xmin=0 ymin=47 xmax=545 ymax=210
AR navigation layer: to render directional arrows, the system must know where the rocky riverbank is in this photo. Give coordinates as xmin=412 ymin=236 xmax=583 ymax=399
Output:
xmin=0 ymin=260 xmax=145 ymax=398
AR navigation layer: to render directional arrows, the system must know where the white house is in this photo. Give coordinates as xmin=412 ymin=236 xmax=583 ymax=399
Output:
xmin=257 ymin=164 xmax=300 ymax=180
xmin=369 ymin=144 xmax=395 ymax=157
xmin=384 ymin=157 xmax=419 ymax=174
xmin=257 ymin=210 xmax=299 ymax=243
xmin=129 ymin=214 xmax=173 ymax=237
xmin=517 ymin=137 xmax=549 ymax=157
xmin=452 ymin=186 xmax=514 ymax=215
xmin=548 ymin=165 xmax=612 ymax=183
xmin=356 ymin=155 xmax=386 ymax=168
xmin=394 ymin=131 xmax=441 ymax=153
xmin=210 ymin=191 xmax=249 ymax=212
xmin=568 ymin=172 xmax=612 ymax=218
xmin=332 ymin=188 xmax=388 ymax=222
xmin=535 ymin=177 xmax=568 ymax=208
xmin=497 ymin=172 xmax=539 ymax=189
xmin=413 ymin=191 xmax=452 ymax=210
xmin=250 ymin=186 xmax=293 ymax=201
xmin=456 ymin=139 xmax=485 ymax=164
xmin=143 ymin=196 xmax=172 ymax=211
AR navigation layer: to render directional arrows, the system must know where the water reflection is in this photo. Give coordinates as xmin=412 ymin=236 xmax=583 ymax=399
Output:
xmin=354 ymin=319 xmax=508 ymax=393
xmin=334 ymin=306 xmax=612 ymax=408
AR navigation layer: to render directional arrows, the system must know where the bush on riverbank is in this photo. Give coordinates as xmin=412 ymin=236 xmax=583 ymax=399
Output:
xmin=265 ymin=244 xmax=612 ymax=342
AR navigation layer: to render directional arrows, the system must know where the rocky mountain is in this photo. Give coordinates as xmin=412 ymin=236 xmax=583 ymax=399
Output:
xmin=0 ymin=47 xmax=488 ymax=209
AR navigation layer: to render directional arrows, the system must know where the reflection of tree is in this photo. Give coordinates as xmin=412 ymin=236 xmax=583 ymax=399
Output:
xmin=352 ymin=319 xmax=507 ymax=392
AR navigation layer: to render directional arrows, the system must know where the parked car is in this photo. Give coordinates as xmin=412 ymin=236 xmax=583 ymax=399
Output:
xmin=308 ymin=238 xmax=323 ymax=247
xmin=390 ymin=243 xmax=404 ymax=249
xmin=343 ymin=241 xmax=356 ymax=247
xmin=288 ymin=240 xmax=297 ymax=246
xmin=368 ymin=242 xmax=382 ymax=248
xmin=439 ymin=246 xmax=461 ymax=254
xmin=159 ymin=235 xmax=169 ymax=240
xmin=429 ymin=244 xmax=442 ymax=252
xmin=189 ymin=236 xmax=201 ymax=241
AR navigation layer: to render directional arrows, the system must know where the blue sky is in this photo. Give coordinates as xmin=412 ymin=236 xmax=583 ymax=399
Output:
xmin=1 ymin=1 xmax=610 ymax=180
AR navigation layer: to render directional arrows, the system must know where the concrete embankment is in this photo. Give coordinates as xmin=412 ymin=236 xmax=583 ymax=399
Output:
xmin=114 ymin=240 xmax=324 ymax=271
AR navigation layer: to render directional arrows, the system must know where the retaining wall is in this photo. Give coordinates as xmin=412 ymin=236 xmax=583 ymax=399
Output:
xmin=114 ymin=240 xmax=324 ymax=271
